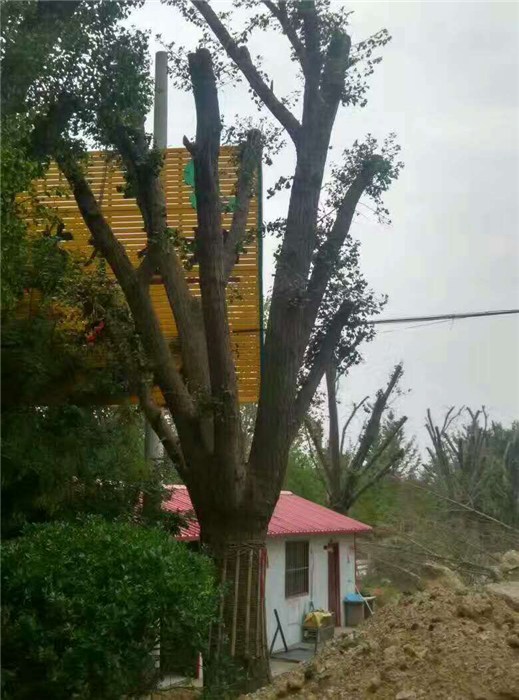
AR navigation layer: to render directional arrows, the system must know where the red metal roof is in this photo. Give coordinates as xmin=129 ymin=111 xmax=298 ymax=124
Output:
xmin=162 ymin=487 xmax=371 ymax=541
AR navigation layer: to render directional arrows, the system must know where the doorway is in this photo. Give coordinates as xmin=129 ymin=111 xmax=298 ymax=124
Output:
xmin=327 ymin=542 xmax=341 ymax=626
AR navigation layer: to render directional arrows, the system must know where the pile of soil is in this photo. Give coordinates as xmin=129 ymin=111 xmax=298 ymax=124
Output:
xmin=246 ymin=585 xmax=519 ymax=700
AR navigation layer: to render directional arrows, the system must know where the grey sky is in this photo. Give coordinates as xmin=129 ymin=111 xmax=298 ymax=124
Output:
xmin=130 ymin=0 xmax=519 ymax=448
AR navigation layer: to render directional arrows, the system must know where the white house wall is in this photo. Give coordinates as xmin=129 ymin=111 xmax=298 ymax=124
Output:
xmin=265 ymin=534 xmax=357 ymax=652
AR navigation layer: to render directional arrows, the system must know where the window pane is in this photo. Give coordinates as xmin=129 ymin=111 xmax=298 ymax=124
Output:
xmin=285 ymin=541 xmax=309 ymax=597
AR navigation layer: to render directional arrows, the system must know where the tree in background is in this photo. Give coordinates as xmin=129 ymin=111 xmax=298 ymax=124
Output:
xmin=284 ymin=446 xmax=328 ymax=505
xmin=354 ymin=408 xmax=519 ymax=592
xmin=424 ymin=407 xmax=519 ymax=527
xmin=5 ymin=1 xmax=402 ymax=687
xmin=305 ymin=362 xmax=418 ymax=514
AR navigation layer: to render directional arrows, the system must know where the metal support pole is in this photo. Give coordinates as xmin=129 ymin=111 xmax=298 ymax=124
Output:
xmin=146 ymin=55 xmax=169 ymax=676
xmin=153 ymin=50 xmax=168 ymax=150
xmin=145 ymin=51 xmax=169 ymax=464
xmin=145 ymin=420 xmax=163 ymax=463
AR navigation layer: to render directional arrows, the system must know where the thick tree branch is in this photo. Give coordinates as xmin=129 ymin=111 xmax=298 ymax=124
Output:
xmin=299 ymin=0 xmax=321 ymax=100
xmin=320 ymin=30 xmax=351 ymax=106
xmin=249 ymin=14 xmax=355 ymax=492
xmin=136 ymin=253 xmax=156 ymax=285
xmin=348 ymin=363 xmax=403 ymax=474
xmin=304 ymin=417 xmax=328 ymax=472
xmin=104 ymin=118 xmax=211 ymax=396
xmin=346 ymin=449 xmax=404 ymax=511
xmin=304 ymin=157 xmax=385 ymax=332
xmin=292 ymin=300 xmax=357 ymax=433
xmin=138 ymin=385 xmax=188 ymax=478
xmin=300 ymin=1 xmax=320 ymax=60
xmin=187 ymin=48 xmax=243 ymax=474
xmin=56 ymin=155 xmax=203 ymax=446
xmin=326 ymin=362 xmax=342 ymax=490
xmin=223 ymin=129 xmax=262 ymax=282
xmin=191 ymin=0 xmax=301 ymax=143
xmin=362 ymin=415 xmax=407 ymax=474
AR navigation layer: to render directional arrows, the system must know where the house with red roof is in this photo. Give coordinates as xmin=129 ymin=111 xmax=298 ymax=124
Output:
xmin=163 ymin=486 xmax=371 ymax=652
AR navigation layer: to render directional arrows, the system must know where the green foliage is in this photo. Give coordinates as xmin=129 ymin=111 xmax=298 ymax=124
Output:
xmin=0 ymin=0 xmax=147 ymax=309
xmin=1 ymin=518 xmax=218 ymax=700
xmin=284 ymin=448 xmax=327 ymax=505
xmin=486 ymin=421 xmax=519 ymax=526
xmin=0 ymin=117 xmax=41 ymax=310
xmin=349 ymin=475 xmax=434 ymax=528
xmin=1 ymin=260 xmax=142 ymax=407
xmin=1 ymin=405 xmax=156 ymax=537
xmin=349 ymin=476 xmax=402 ymax=526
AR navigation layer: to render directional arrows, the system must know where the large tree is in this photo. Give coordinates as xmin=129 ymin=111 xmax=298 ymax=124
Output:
xmin=6 ymin=0 xmax=402 ymax=689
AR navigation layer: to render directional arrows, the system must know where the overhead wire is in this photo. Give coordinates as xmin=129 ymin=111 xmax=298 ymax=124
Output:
xmin=229 ymin=308 xmax=519 ymax=335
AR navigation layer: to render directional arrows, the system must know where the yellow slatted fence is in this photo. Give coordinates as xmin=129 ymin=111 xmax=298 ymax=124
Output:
xmin=29 ymin=146 xmax=261 ymax=403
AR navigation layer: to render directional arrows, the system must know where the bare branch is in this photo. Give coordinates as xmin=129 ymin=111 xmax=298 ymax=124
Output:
xmin=404 ymin=480 xmax=519 ymax=534
xmin=262 ymin=1 xmax=306 ymax=70
xmin=191 ymin=0 xmax=301 ymax=143
xmin=104 ymin=118 xmax=210 ymax=395
xmin=187 ymin=47 xmax=243 ymax=472
xmin=348 ymin=363 xmax=403 ymax=474
xmin=340 ymin=396 xmax=369 ymax=455
xmin=303 ymin=424 xmax=319 ymax=467
xmin=57 ymin=154 xmax=198 ymax=426
xmin=224 ymin=129 xmax=262 ymax=282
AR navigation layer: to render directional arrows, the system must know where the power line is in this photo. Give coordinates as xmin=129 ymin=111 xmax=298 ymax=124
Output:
xmin=229 ymin=308 xmax=519 ymax=335
xmin=371 ymin=308 xmax=519 ymax=326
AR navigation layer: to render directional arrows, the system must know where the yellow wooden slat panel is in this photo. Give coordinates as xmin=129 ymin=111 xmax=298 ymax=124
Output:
xmin=32 ymin=147 xmax=261 ymax=404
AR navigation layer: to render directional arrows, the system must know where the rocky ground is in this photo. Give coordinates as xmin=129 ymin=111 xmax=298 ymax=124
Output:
xmin=150 ymin=578 xmax=519 ymax=700
xmin=245 ymin=583 xmax=519 ymax=700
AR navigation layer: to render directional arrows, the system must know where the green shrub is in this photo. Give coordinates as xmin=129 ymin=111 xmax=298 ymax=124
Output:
xmin=1 ymin=517 xmax=217 ymax=699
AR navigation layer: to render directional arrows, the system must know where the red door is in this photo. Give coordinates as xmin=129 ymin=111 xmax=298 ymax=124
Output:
xmin=327 ymin=542 xmax=341 ymax=626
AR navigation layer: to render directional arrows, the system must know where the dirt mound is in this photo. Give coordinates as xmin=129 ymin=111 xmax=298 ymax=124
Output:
xmin=247 ymin=585 xmax=519 ymax=700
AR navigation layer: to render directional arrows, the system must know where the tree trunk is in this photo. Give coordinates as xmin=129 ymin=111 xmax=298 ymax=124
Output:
xmin=199 ymin=518 xmax=271 ymax=692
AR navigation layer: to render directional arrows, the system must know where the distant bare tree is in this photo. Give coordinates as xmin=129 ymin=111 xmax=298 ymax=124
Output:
xmin=305 ymin=362 xmax=416 ymax=514
xmin=424 ymin=407 xmax=519 ymax=525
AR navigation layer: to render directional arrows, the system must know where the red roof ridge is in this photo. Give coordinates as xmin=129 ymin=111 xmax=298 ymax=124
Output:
xmin=162 ymin=486 xmax=371 ymax=541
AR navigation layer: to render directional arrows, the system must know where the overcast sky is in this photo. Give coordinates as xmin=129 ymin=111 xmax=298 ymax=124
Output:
xmin=130 ymin=0 xmax=519 ymax=449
